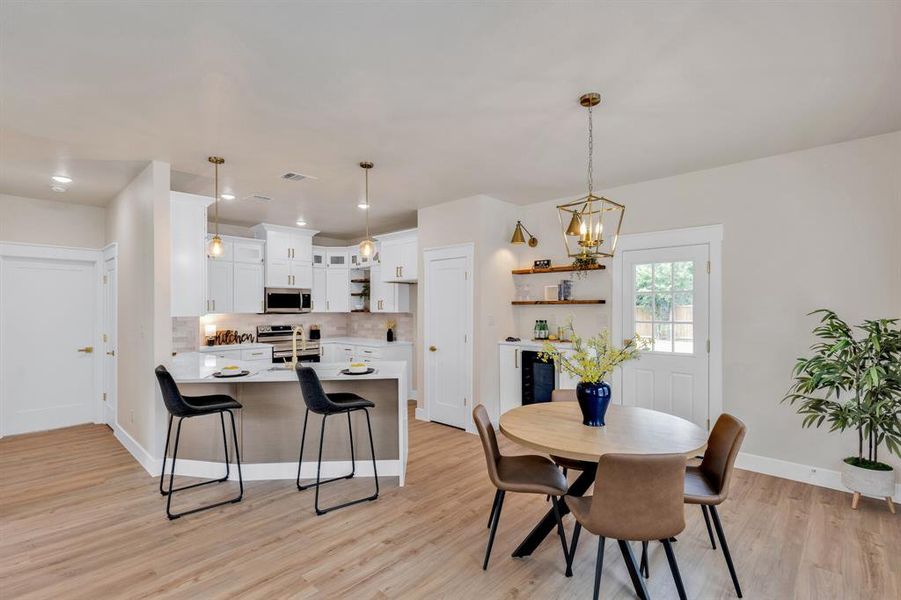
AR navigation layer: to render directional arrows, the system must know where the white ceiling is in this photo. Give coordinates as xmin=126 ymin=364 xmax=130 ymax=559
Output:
xmin=2 ymin=1 xmax=899 ymax=238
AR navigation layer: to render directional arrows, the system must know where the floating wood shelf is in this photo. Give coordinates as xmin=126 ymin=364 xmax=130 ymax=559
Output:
xmin=351 ymin=279 xmax=370 ymax=283
xmin=351 ymin=308 xmax=369 ymax=313
xmin=511 ymin=299 xmax=605 ymax=305
xmin=512 ymin=264 xmax=605 ymax=275
xmin=350 ymin=292 xmax=368 ymax=297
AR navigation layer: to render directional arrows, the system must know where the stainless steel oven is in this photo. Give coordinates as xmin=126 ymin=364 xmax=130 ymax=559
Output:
xmin=256 ymin=325 xmax=321 ymax=363
xmin=264 ymin=288 xmax=311 ymax=314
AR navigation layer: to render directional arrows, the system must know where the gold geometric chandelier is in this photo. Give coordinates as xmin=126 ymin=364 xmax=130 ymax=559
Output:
xmin=556 ymin=92 xmax=624 ymax=260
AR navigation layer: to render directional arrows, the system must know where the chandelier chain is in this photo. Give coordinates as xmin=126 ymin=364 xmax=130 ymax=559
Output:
xmin=587 ymin=103 xmax=594 ymax=196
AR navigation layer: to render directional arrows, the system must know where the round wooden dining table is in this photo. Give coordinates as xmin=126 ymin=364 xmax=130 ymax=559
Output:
xmin=498 ymin=401 xmax=708 ymax=561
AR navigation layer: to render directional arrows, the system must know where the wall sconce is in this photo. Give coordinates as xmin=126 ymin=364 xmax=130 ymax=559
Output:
xmin=510 ymin=221 xmax=538 ymax=247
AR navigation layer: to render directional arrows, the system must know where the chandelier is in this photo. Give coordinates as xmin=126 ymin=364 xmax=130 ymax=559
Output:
xmin=556 ymin=93 xmax=624 ymax=260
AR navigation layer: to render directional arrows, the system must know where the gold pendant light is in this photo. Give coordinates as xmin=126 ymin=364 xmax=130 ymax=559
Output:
xmin=207 ymin=156 xmax=225 ymax=258
xmin=556 ymin=93 xmax=624 ymax=260
xmin=358 ymin=161 xmax=376 ymax=258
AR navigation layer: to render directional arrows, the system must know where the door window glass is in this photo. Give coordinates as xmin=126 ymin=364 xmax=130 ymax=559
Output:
xmin=634 ymin=261 xmax=694 ymax=353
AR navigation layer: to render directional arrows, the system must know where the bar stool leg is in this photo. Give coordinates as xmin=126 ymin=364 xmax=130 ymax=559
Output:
xmin=160 ymin=414 xmax=173 ymax=496
xmin=227 ymin=409 xmax=243 ymax=500
xmin=363 ymin=408 xmax=379 ymax=499
xmin=296 ymin=408 xmax=310 ymax=490
xmin=165 ymin=417 xmax=184 ymax=519
xmin=313 ymin=414 xmax=328 ymax=514
xmin=347 ymin=410 xmax=356 ymax=478
xmin=219 ymin=411 xmax=231 ymax=483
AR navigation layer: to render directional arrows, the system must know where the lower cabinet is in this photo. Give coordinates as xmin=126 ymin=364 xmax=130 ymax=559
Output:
xmin=499 ymin=345 xmax=522 ymax=416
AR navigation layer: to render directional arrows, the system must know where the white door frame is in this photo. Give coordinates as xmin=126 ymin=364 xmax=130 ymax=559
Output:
xmin=102 ymin=243 xmax=118 ymax=428
xmin=422 ymin=243 xmax=474 ymax=432
xmin=611 ymin=225 xmax=723 ymax=427
xmin=0 ymin=241 xmax=105 ymax=435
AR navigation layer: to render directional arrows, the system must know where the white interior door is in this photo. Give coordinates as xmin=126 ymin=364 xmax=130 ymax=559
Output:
xmin=1 ymin=254 xmax=98 ymax=435
xmin=425 ymin=247 xmax=472 ymax=429
xmin=619 ymin=244 xmax=710 ymax=429
xmin=102 ymin=253 xmax=117 ymax=427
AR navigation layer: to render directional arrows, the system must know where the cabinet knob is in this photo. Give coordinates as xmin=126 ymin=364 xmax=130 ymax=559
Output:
xmin=429 ymin=345 xmax=437 ymax=352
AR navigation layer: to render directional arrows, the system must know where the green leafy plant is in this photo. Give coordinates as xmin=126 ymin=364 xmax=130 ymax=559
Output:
xmin=540 ymin=323 xmax=642 ymax=384
xmin=782 ymin=310 xmax=901 ymax=467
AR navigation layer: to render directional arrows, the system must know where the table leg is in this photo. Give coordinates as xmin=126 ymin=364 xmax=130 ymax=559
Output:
xmin=512 ymin=469 xmax=596 ymax=558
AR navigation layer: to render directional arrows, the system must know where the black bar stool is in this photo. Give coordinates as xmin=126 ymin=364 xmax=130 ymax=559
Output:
xmin=155 ymin=366 xmax=244 ymax=520
xmin=295 ymin=366 xmax=379 ymax=515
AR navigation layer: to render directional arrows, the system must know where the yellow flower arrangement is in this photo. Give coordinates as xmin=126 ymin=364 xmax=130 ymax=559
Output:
xmin=539 ymin=323 xmax=642 ymax=384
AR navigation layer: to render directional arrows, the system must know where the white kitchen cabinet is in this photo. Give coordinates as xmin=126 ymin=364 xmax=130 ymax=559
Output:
xmin=234 ymin=262 xmax=264 ymax=314
xmin=170 ymin=191 xmax=213 ymax=316
xmin=312 ymin=246 xmax=326 ymax=268
xmin=325 ymin=267 xmax=350 ymax=312
xmin=556 ymin=349 xmax=580 ymax=390
xmin=370 ymin=263 xmax=411 ymax=313
xmin=251 ymin=223 xmax=318 ymax=289
xmin=377 ymin=229 xmax=418 ymax=283
xmin=311 ymin=266 xmax=327 ymax=313
xmin=233 ymin=239 xmax=265 ymax=264
xmin=326 ymin=249 xmax=349 ymax=269
xmin=240 ymin=346 xmax=272 ymax=361
xmin=207 ymin=258 xmax=234 ymax=314
xmin=499 ymin=345 xmax=523 ymax=416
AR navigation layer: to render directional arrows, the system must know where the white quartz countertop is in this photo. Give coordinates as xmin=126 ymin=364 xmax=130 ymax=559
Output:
xmin=170 ymin=352 xmax=406 ymax=383
xmin=498 ymin=339 xmax=573 ymax=350
xmin=197 ymin=343 xmax=274 ymax=353
xmin=320 ymin=337 xmax=413 ymax=348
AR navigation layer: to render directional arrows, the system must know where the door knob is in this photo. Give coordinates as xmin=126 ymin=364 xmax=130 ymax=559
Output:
xmin=77 ymin=346 xmax=94 ymax=353
xmin=106 ymin=350 xmax=116 ymax=356
xmin=429 ymin=345 xmax=437 ymax=352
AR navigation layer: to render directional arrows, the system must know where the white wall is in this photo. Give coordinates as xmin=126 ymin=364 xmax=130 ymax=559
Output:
xmin=514 ymin=131 xmax=901 ymax=479
xmin=0 ymin=193 xmax=106 ymax=248
xmin=106 ymin=161 xmax=171 ymax=455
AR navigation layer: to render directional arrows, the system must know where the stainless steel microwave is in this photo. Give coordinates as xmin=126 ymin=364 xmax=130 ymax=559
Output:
xmin=264 ymin=288 xmax=312 ymax=313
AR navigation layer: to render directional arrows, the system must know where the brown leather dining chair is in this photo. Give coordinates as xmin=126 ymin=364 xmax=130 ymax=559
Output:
xmin=640 ymin=413 xmax=747 ymax=597
xmin=473 ymin=404 xmax=570 ymax=571
xmin=565 ymin=453 xmax=688 ymax=600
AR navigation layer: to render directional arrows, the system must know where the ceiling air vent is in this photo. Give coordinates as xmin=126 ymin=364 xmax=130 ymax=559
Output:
xmin=281 ymin=171 xmax=316 ymax=182
xmin=243 ymin=194 xmax=272 ymax=202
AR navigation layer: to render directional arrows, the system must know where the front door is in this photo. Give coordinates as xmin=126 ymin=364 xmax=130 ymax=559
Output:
xmin=1 ymin=254 xmax=98 ymax=435
xmin=619 ymin=244 xmax=710 ymax=429
xmin=425 ymin=248 xmax=472 ymax=429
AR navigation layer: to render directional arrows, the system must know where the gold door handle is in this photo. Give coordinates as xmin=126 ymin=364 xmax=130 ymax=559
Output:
xmin=429 ymin=345 xmax=437 ymax=352
xmin=106 ymin=350 xmax=115 ymax=356
xmin=78 ymin=346 xmax=94 ymax=353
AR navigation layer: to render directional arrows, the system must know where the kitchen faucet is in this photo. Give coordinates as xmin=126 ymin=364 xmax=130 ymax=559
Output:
xmin=291 ymin=325 xmax=306 ymax=369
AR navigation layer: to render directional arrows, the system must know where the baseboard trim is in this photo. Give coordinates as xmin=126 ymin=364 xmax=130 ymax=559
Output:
xmin=737 ymin=452 xmax=900 ymax=502
xmin=162 ymin=458 xmax=399 ymax=481
xmin=114 ymin=424 xmax=160 ymax=476
xmin=414 ymin=407 xmax=428 ymax=422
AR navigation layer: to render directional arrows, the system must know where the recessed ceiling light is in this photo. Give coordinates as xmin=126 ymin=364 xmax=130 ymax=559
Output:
xmin=358 ymin=202 xmax=369 ymax=210
xmin=51 ymin=175 xmax=72 ymax=184
xmin=220 ymin=193 xmax=235 ymax=201
xmin=296 ymin=219 xmax=307 ymax=227
xmin=50 ymin=185 xmax=67 ymax=193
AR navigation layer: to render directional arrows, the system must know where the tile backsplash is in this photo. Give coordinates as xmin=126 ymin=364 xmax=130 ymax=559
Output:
xmin=172 ymin=311 xmax=414 ymax=354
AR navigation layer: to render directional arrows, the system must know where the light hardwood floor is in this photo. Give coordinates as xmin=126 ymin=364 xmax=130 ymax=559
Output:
xmin=1 ymin=406 xmax=898 ymax=599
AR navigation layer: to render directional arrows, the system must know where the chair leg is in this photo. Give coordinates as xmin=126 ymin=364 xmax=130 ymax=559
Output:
xmin=297 ymin=411 xmax=355 ymax=492
xmin=550 ymin=497 xmax=570 ymax=573
xmin=159 ymin=414 xmax=173 ymax=496
xmin=640 ymin=541 xmax=649 ymax=578
xmin=483 ymin=490 xmax=505 ymax=570
xmin=661 ymin=538 xmax=687 ymax=600
xmin=487 ymin=489 xmax=501 ymax=529
xmin=566 ymin=521 xmax=582 ymax=577
xmin=709 ymin=505 xmax=743 ymax=598
xmin=617 ymin=539 xmax=649 ymax=600
xmin=296 ymin=408 xmax=309 ymax=490
xmin=592 ymin=536 xmax=606 ymax=600
xmin=310 ymin=409 xmax=379 ymax=515
xmin=163 ymin=411 xmax=242 ymax=519
xmin=347 ymin=410 xmax=356 ymax=478
xmin=701 ymin=505 xmax=717 ymax=549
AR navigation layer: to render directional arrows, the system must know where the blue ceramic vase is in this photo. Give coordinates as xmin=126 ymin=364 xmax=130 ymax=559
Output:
xmin=576 ymin=381 xmax=612 ymax=427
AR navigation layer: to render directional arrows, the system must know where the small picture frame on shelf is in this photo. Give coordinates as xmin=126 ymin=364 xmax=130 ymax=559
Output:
xmin=544 ymin=285 xmax=559 ymax=301
xmin=533 ymin=259 xmax=551 ymax=270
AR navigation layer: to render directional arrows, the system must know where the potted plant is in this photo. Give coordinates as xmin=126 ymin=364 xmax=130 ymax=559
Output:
xmin=783 ymin=310 xmax=900 ymax=512
xmin=540 ymin=325 xmax=642 ymax=426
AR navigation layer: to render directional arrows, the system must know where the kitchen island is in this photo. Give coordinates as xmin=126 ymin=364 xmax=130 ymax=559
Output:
xmin=168 ymin=353 xmax=408 ymax=485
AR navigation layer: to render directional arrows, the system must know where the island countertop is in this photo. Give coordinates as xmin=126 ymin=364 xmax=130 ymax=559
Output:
xmin=170 ymin=352 xmax=407 ymax=384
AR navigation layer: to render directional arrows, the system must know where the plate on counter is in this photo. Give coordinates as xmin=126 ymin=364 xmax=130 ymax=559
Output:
xmin=340 ymin=368 xmax=376 ymax=376
xmin=212 ymin=370 xmax=251 ymax=378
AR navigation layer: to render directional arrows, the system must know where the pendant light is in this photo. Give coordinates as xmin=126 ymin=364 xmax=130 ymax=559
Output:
xmin=555 ymin=93 xmax=625 ymax=260
xmin=207 ymin=156 xmax=225 ymax=258
xmin=358 ymin=161 xmax=376 ymax=258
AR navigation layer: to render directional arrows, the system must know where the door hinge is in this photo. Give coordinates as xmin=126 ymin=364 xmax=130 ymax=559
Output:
xmin=464 ymin=271 xmax=468 ymax=280
xmin=103 ymin=275 xmax=108 ymax=284
xmin=464 ymin=397 xmax=467 ymax=406
xmin=706 ymin=418 xmax=710 ymax=430
xmin=706 ymin=339 xmax=710 ymax=353
xmin=464 ymin=333 xmax=468 ymax=343
xmin=706 ymin=261 xmax=711 ymax=274
xmin=102 ymin=333 xmax=108 ymax=342
xmin=103 ymin=392 xmax=107 ymax=402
